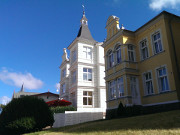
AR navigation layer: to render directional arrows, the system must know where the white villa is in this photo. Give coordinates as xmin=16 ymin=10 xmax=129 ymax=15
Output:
xmin=59 ymin=10 xmax=106 ymax=112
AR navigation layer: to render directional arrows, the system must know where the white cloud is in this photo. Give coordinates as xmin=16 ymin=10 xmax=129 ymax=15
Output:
xmin=149 ymin=0 xmax=180 ymax=11
xmin=0 ymin=96 xmax=11 ymax=105
xmin=0 ymin=68 xmax=43 ymax=90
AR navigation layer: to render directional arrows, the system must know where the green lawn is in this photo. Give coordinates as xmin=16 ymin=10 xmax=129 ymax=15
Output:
xmin=25 ymin=110 xmax=180 ymax=135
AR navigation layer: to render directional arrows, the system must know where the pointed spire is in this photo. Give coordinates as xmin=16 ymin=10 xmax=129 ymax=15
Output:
xmin=20 ymin=83 xmax=24 ymax=92
xmin=80 ymin=4 xmax=88 ymax=26
xmin=82 ymin=5 xmax=85 ymax=16
xmin=77 ymin=5 xmax=95 ymax=42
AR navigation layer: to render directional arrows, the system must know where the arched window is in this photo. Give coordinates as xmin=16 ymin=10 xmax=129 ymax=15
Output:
xmin=107 ymin=50 xmax=114 ymax=68
xmin=116 ymin=45 xmax=121 ymax=64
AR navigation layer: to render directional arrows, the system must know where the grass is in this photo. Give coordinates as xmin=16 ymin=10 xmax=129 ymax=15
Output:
xmin=25 ymin=110 xmax=180 ymax=135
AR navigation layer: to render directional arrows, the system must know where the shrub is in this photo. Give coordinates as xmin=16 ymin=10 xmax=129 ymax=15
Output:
xmin=124 ymin=105 xmax=142 ymax=117
xmin=106 ymin=108 xmax=117 ymax=119
xmin=117 ymin=102 xmax=125 ymax=117
xmin=0 ymin=96 xmax=54 ymax=134
xmin=6 ymin=117 xmax=36 ymax=134
xmin=0 ymin=104 xmax=6 ymax=109
xmin=50 ymin=106 xmax=76 ymax=114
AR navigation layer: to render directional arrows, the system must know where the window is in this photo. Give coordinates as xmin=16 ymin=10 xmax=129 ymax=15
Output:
xmin=72 ymin=50 xmax=76 ymax=63
xmin=62 ymin=83 xmax=66 ymax=93
xmin=128 ymin=45 xmax=135 ymax=62
xmin=157 ymin=67 xmax=169 ymax=92
xmin=71 ymin=70 xmax=76 ymax=84
xmin=108 ymin=50 xmax=114 ymax=68
xmin=152 ymin=32 xmax=163 ymax=54
xmin=62 ymin=69 xmax=66 ymax=78
xmin=109 ymin=80 xmax=116 ymax=99
xmin=140 ymin=40 xmax=149 ymax=60
xmin=130 ymin=77 xmax=138 ymax=98
xmin=83 ymin=68 xmax=92 ymax=81
xmin=117 ymin=77 xmax=124 ymax=97
xmin=83 ymin=91 xmax=92 ymax=105
xmin=144 ymin=72 xmax=153 ymax=95
xmin=116 ymin=46 xmax=122 ymax=64
xmin=83 ymin=46 xmax=92 ymax=59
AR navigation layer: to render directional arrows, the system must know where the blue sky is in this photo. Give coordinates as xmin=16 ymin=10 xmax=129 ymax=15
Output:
xmin=0 ymin=0 xmax=180 ymax=104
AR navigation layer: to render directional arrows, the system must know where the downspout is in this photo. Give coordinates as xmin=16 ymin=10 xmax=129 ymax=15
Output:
xmin=168 ymin=17 xmax=180 ymax=79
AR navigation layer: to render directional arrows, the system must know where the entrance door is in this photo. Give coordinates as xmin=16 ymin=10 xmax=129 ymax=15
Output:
xmin=130 ymin=77 xmax=141 ymax=105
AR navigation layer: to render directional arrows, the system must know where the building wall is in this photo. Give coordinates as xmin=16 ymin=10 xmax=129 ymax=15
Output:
xmin=135 ymin=17 xmax=178 ymax=106
xmin=59 ymin=40 xmax=106 ymax=111
xmin=103 ymin=12 xmax=180 ymax=110
xmin=164 ymin=18 xmax=180 ymax=100
xmin=37 ymin=95 xmax=59 ymax=102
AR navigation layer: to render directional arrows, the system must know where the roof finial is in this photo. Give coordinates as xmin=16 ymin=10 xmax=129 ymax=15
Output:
xmin=82 ymin=4 xmax=85 ymax=16
xmin=121 ymin=24 xmax=125 ymax=30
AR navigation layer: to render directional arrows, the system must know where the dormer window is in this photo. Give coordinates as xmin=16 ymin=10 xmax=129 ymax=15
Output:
xmin=82 ymin=20 xmax=87 ymax=25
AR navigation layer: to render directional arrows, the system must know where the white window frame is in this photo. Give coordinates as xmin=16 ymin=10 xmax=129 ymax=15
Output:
xmin=152 ymin=30 xmax=163 ymax=54
xmin=83 ymin=46 xmax=92 ymax=59
xmin=156 ymin=66 xmax=170 ymax=92
xmin=140 ymin=39 xmax=149 ymax=60
xmin=116 ymin=45 xmax=122 ymax=64
xmin=108 ymin=50 xmax=114 ymax=68
xmin=117 ymin=77 xmax=124 ymax=97
xmin=83 ymin=91 xmax=93 ymax=106
xmin=83 ymin=68 xmax=92 ymax=81
xmin=128 ymin=45 xmax=135 ymax=62
xmin=109 ymin=80 xmax=116 ymax=99
xmin=143 ymin=71 xmax=154 ymax=95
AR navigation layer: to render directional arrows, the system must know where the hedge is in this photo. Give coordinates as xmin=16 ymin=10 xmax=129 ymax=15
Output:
xmin=50 ymin=106 xmax=76 ymax=114
xmin=0 ymin=96 xmax=54 ymax=134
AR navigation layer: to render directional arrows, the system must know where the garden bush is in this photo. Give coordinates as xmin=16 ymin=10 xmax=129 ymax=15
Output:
xmin=124 ymin=105 xmax=142 ymax=116
xmin=117 ymin=102 xmax=125 ymax=117
xmin=106 ymin=108 xmax=117 ymax=119
xmin=50 ymin=106 xmax=76 ymax=114
xmin=0 ymin=96 xmax=54 ymax=134
xmin=6 ymin=117 xmax=36 ymax=134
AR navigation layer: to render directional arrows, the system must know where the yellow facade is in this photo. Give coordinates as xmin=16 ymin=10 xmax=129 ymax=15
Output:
xmin=102 ymin=11 xmax=180 ymax=110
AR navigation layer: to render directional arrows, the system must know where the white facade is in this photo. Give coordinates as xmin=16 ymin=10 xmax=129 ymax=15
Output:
xmin=59 ymin=12 xmax=106 ymax=112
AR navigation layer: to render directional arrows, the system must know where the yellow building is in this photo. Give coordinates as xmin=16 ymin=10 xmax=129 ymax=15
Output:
xmin=102 ymin=11 xmax=180 ymax=116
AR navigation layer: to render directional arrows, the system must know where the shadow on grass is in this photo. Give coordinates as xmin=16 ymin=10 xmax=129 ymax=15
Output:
xmin=45 ymin=110 xmax=180 ymax=134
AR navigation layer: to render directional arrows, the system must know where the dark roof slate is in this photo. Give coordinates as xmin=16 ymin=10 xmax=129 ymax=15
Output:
xmin=77 ymin=24 xmax=96 ymax=42
xmin=76 ymin=13 xmax=96 ymax=43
